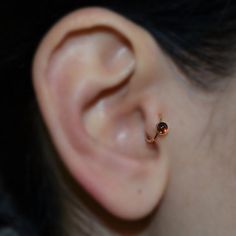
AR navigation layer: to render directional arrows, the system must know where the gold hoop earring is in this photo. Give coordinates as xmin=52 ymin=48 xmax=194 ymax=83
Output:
xmin=146 ymin=117 xmax=169 ymax=144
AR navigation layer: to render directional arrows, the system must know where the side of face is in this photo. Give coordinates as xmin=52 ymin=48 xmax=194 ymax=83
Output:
xmin=32 ymin=6 xmax=236 ymax=234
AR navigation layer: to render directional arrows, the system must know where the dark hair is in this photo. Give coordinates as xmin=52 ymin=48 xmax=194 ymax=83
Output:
xmin=1 ymin=0 xmax=236 ymax=235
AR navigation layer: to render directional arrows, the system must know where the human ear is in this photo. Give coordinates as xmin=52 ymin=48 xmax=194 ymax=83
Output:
xmin=32 ymin=7 xmax=170 ymax=220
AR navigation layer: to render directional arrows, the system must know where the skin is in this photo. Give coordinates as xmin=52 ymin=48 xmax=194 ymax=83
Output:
xmin=32 ymin=7 xmax=236 ymax=236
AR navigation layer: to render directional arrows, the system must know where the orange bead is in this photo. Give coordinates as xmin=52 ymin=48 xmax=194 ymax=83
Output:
xmin=157 ymin=122 xmax=168 ymax=135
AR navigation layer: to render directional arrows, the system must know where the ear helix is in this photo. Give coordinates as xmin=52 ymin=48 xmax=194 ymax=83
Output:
xmin=146 ymin=116 xmax=169 ymax=144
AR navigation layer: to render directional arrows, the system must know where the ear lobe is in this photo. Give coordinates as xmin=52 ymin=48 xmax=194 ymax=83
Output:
xmin=33 ymin=7 xmax=169 ymax=220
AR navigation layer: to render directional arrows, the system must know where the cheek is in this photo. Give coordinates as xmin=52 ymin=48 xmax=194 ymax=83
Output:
xmin=156 ymin=74 xmax=236 ymax=230
xmin=163 ymin=75 xmax=218 ymax=166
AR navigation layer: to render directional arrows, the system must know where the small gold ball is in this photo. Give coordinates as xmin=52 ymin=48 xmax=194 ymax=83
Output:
xmin=157 ymin=122 xmax=168 ymax=136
